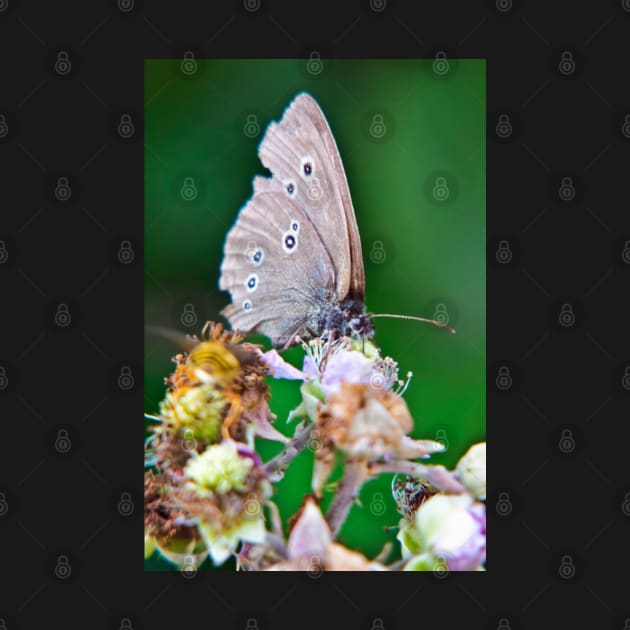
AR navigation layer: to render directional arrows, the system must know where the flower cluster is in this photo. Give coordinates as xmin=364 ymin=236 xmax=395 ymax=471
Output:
xmin=394 ymin=441 xmax=486 ymax=571
xmin=144 ymin=323 xmax=486 ymax=571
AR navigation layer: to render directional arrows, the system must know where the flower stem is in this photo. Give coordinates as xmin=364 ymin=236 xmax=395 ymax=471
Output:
xmin=326 ymin=459 xmax=369 ymax=538
xmin=264 ymin=421 xmax=314 ymax=480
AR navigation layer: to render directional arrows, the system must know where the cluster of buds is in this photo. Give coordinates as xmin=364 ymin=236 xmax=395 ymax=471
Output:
xmin=144 ymin=323 xmax=284 ymax=567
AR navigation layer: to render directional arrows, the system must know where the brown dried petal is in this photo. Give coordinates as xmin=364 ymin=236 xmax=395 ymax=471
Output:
xmin=319 ymin=383 xmax=414 ymax=460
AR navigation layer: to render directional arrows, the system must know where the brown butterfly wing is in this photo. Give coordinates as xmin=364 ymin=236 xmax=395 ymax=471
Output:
xmin=257 ymin=92 xmax=365 ymax=301
xmin=219 ymin=192 xmax=336 ymax=347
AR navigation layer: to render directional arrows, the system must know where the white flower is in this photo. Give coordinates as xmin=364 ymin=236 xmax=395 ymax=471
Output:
xmin=399 ymin=493 xmax=486 ymax=571
xmin=199 ymin=517 xmax=266 ymax=566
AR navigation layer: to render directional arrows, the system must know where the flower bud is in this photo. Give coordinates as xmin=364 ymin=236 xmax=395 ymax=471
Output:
xmin=456 ymin=442 xmax=486 ymax=500
xmin=185 ymin=442 xmax=254 ymax=495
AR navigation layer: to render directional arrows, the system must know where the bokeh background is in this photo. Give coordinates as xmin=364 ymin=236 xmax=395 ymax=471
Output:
xmin=144 ymin=58 xmax=485 ymax=570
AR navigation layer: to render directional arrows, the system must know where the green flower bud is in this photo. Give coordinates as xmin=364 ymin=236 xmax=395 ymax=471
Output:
xmin=160 ymin=385 xmax=226 ymax=443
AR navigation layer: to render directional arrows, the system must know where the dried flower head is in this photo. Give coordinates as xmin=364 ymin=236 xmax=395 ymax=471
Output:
xmin=319 ymin=382 xmax=412 ymax=460
xmin=144 ymin=471 xmax=207 ymax=568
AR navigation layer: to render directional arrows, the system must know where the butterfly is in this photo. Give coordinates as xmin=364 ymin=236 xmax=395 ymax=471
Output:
xmin=219 ymin=93 xmax=452 ymax=349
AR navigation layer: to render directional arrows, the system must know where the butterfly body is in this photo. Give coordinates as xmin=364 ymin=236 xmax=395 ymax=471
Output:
xmin=219 ymin=92 xmax=372 ymax=348
xmin=310 ymin=295 xmax=374 ymax=341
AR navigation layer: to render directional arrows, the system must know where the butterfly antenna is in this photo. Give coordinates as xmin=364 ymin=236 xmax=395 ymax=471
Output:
xmin=370 ymin=313 xmax=456 ymax=334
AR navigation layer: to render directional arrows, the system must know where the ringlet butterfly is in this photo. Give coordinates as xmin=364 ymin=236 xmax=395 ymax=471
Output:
xmin=219 ymin=93 xmax=452 ymax=348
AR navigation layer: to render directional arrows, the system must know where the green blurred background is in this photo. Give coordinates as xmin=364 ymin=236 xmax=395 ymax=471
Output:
xmin=144 ymin=59 xmax=485 ymax=570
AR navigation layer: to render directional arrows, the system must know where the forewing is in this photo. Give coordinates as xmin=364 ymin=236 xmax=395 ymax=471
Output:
xmin=257 ymin=92 xmax=365 ymax=300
